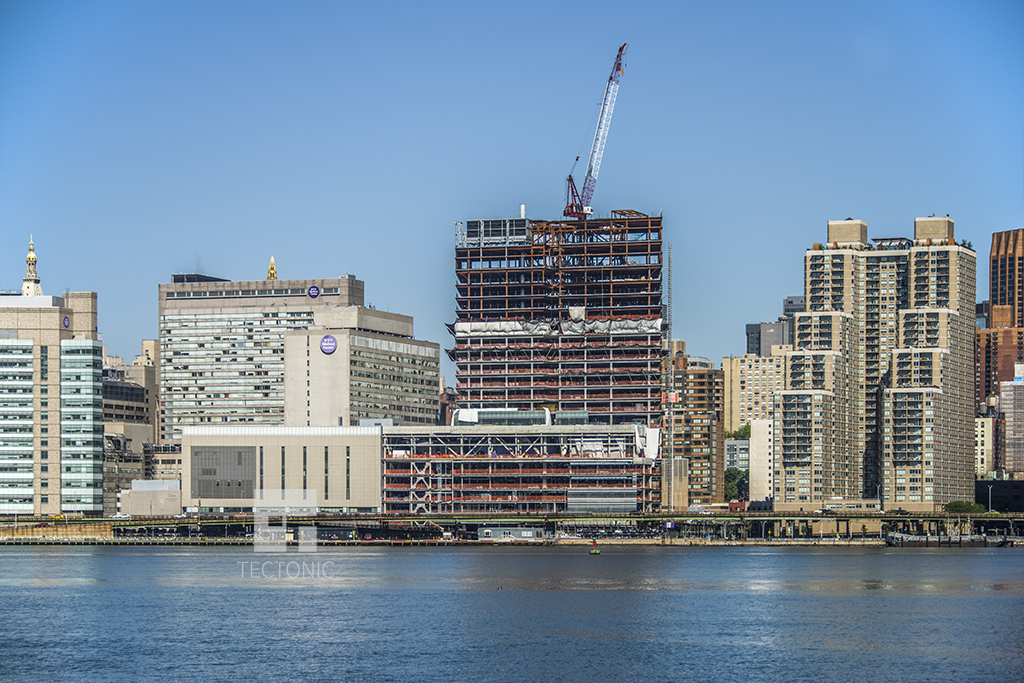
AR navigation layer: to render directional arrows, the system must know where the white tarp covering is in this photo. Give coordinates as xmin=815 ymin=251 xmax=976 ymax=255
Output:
xmin=454 ymin=321 xmax=554 ymax=336
xmin=561 ymin=318 xmax=662 ymax=335
xmin=455 ymin=317 xmax=661 ymax=337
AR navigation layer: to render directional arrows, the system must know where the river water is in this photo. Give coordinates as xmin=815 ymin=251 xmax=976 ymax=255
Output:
xmin=1 ymin=545 xmax=1021 ymax=682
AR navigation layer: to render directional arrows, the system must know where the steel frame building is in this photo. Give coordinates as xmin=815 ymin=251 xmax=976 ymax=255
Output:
xmin=382 ymin=425 xmax=660 ymax=514
xmin=448 ymin=211 xmax=664 ymax=425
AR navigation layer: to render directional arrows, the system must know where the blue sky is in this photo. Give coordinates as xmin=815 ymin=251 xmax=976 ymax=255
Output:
xmin=1 ymin=0 xmax=1021 ymax=383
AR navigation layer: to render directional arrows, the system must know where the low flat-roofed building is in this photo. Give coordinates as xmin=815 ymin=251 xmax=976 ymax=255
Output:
xmin=120 ymin=479 xmax=181 ymax=517
xmin=179 ymin=422 xmax=660 ymax=515
xmin=181 ymin=425 xmax=383 ymax=513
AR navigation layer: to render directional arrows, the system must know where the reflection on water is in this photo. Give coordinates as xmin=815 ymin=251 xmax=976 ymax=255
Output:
xmin=0 ymin=546 xmax=1021 ymax=683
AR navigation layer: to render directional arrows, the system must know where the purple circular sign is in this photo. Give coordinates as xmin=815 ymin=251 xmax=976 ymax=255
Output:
xmin=307 ymin=285 xmax=320 ymax=299
xmin=62 ymin=316 xmax=70 ymax=328
xmin=319 ymin=334 xmax=337 ymax=354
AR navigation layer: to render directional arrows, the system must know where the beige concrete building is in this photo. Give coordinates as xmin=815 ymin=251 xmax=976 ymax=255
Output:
xmin=773 ymin=217 xmax=976 ymax=512
xmin=121 ymin=480 xmax=182 ymax=517
xmin=0 ymin=239 xmax=104 ymax=516
xmin=181 ymin=425 xmax=384 ymax=513
xmin=283 ymin=306 xmax=440 ymax=427
xmin=975 ymin=416 xmax=996 ymax=477
xmin=747 ymin=419 xmax=774 ymax=508
xmin=159 ymin=267 xmax=439 ymax=441
xmin=103 ymin=343 xmax=158 ymax=445
xmin=722 ymin=346 xmax=790 ymax=432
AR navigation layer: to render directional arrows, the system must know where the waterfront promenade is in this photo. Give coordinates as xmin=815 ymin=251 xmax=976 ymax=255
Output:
xmin=2 ymin=510 xmax=1019 ymax=547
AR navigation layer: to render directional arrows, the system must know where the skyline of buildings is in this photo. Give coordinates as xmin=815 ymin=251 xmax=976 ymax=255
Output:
xmin=3 ymin=205 xmax=1021 ymax=516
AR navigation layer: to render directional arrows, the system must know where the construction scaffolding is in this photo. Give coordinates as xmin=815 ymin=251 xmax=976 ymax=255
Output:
xmin=449 ymin=213 xmax=664 ymax=425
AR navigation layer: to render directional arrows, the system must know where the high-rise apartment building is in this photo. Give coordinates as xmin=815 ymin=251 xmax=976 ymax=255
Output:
xmin=722 ymin=347 xmax=789 ymax=432
xmin=449 ymin=211 xmax=664 ymax=425
xmin=0 ymin=240 xmax=104 ymax=516
xmin=977 ymin=229 xmax=1024 ymax=404
xmin=662 ymin=343 xmax=724 ymax=506
xmin=773 ymin=217 xmax=976 ymax=511
xmin=159 ymin=267 xmax=439 ymax=441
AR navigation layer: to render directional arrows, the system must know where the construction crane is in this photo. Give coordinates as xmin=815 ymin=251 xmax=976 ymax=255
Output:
xmin=564 ymin=42 xmax=628 ymax=220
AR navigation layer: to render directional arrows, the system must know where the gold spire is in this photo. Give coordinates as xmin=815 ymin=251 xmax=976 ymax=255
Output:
xmin=266 ymin=255 xmax=278 ymax=281
xmin=22 ymin=235 xmax=42 ymax=296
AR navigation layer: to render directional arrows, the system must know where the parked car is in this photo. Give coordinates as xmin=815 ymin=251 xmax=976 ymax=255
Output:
xmin=108 ymin=513 xmax=131 ymax=520
xmin=172 ymin=513 xmax=188 ymax=519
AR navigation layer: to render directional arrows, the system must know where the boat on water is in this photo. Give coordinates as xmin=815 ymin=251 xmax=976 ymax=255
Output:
xmin=886 ymin=532 xmax=1012 ymax=548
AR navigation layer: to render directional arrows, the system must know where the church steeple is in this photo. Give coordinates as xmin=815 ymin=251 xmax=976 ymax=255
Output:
xmin=266 ymin=255 xmax=278 ymax=281
xmin=21 ymin=236 xmax=42 ymax=296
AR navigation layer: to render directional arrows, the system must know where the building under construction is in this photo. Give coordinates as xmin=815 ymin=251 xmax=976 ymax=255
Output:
xmin=447 ymin=211 xmax=665 ymax=425
xmin=382 ymin=424 xmax=660 ymax=515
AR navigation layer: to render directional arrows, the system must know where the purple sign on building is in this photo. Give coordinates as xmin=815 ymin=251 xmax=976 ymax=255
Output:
xmin=307 ymin=285 xmax=320 ymax=299
xmin=62 ymin=316 xmax=70 ymax=328
xmin=320 ymin=334 xmax=337 ymax=354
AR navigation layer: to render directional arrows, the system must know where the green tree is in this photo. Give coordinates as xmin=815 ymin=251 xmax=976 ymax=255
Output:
xmin=942 ymin=501 xmax=986 ymax=514
xmin=725 ymin=424 xmax=751 ymax=440
xmin=723 ymin=468 xmax=749 ymax=501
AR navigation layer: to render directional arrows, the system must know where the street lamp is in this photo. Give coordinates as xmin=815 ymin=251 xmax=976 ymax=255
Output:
xmin=988 ymin=485 xmax=993 ymax=513
xmin=876 ymin=484 xmax=882 ymax=511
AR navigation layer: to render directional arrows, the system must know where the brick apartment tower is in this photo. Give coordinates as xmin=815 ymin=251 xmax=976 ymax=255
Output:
xmin=449 ymin=211 xmax=664 ymax=425
xmin=977 ymin=229 xmax=1024 ymax=405
xmin=661 ymin=341 xmax=725 ymax=506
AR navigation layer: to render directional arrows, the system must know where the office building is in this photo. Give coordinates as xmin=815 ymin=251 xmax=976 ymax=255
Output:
xmin=449 ymin=211 xmax=664 ymax=425
xmin=783 ymin=296 xmax=806 ymax=317
xmin=283 ymin=306 xmax=440 ymax=427
xmin=146 ymin=442 xmax=182 ymax=481
xmin=745 ymin=297 xmax=803 ymax=357
xmin=103 ymin=346 xmax=157 ymax=448
xmin=976 ymin=228 xmax=1024 ymax=404
xmin=745 ymin=320 xmax=791 ymax=357
xmin=159 ymin=266 xmax=439 ymax=441
xmin=773 ymin=217 xmax=976 ymax=511
xmin=0 ymin=239 xmax=104 ymax=516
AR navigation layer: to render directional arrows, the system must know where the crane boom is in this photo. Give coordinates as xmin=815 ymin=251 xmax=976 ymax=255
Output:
xmin=564 ymin=43 xmax=627 ymax=219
